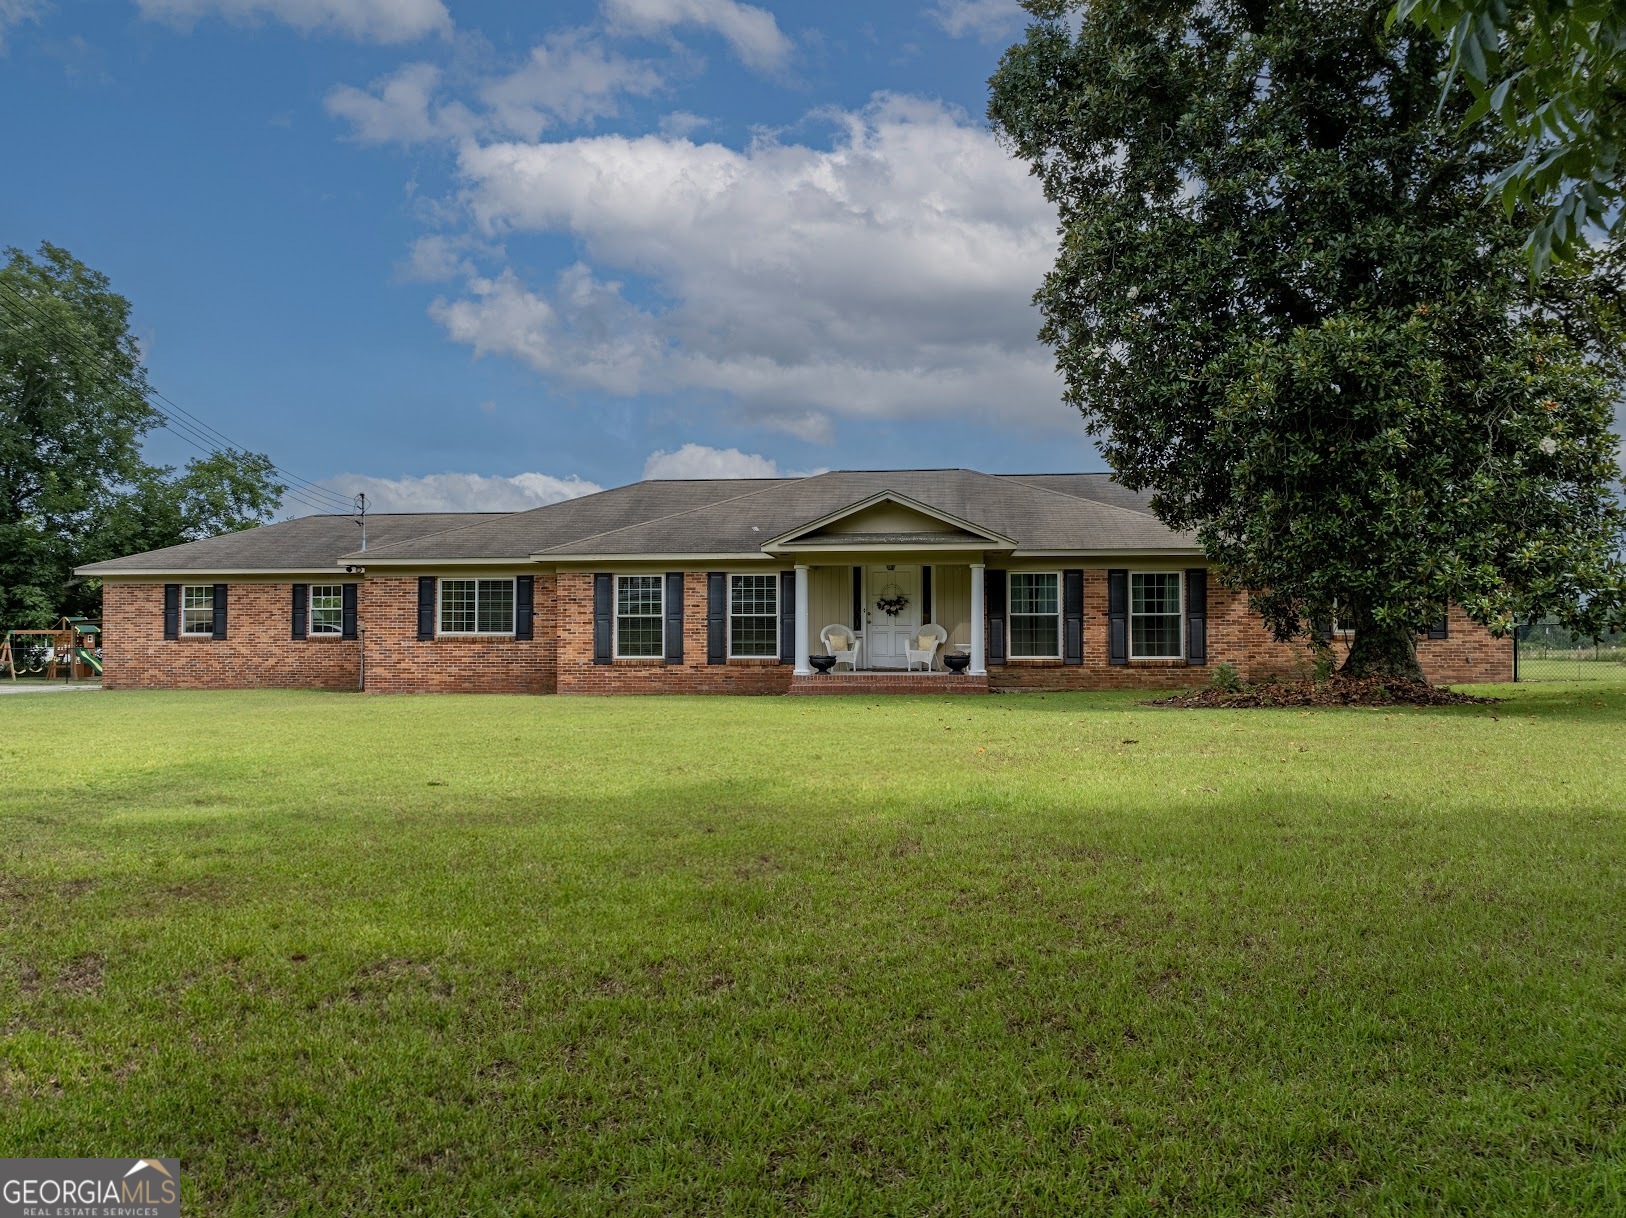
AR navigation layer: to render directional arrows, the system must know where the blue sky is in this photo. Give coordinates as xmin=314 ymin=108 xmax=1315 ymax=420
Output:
xmin=1 ymin=0 xmax=1102 ymax=513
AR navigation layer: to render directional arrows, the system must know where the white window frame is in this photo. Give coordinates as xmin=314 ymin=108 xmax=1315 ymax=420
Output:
xmin=436 ymin=578 xmax=517 ymax=637
xmin=309 ymin=584 xmax=344 ymax=636
xmin=728 ymin=573 xmax=779 ymax=659
xmin=613 ymin=574 xmax=665 ymax=659
xmin=180 ymin=584 xmax=214 ymax=637
xmin=1008 ymin=571 xmax=1062 ymax=660
xmin=1129 ymin=570 xmax=1185 ymax=660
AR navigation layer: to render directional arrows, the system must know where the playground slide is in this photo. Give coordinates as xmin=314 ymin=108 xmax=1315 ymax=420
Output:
xmin=76 ymin=647 xmax=102 ymax=676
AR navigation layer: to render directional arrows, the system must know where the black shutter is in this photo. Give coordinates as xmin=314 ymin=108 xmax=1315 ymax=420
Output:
xmin=1313 ymin=616 xmax=1334 ymax=642
xmin=665 ymin=572 xmax=685 ymax=664
xmin=851 ymin=567 xmax=862 ymax=628
xmin=212 ymin=584 xmax=228 ymax=640
xmin=1063 ymin=568 xmax=1083 ymax=665
xmin=779 ymin=570 xmax=796 ymax=664
xmin=593 ymin=574 xmax=612 ymax=664
xmin=341 ymin=583 xmax=359 ymax=640
xmin=707 ymin=573 xmax=727 ymax=664
xmin=416 ymin=577 xmax=436 ymax=641
xmin=1108 ymin=569 xmax=1128 ymax=665
xmin=986 ymin=569 xmax=1007 ymax=665
xmin=291 ymin=583 xmax=308 ymax=640
xmin=514 ymin=575 xmax=534 ymax=640
xmin=1427 ymin=612 xmax=1449 ymax=640
xmin=163 ymin=584 xmax=180 ymax=640
xmin=1185 ymin=568 xmax=1207 ymax=664
xmin=922 ymin=566 xmax=933 ymax=623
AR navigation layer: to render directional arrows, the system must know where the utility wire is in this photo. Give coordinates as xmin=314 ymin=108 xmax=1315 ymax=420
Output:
xmin=0 ymin=284 xmax=355 ymax=514
xmin=0 ymin=289 xmax=350 ymax=509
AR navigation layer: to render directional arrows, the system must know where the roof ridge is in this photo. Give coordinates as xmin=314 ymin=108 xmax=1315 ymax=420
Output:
xmin=533 ymin=476 xmax=806 ymax=555
xmin=347 ymin=484 xmax=651 ymax=559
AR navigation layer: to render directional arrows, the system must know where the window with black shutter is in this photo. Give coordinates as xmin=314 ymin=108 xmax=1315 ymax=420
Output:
xmin=1107 ymin=569 xmax=1128 ymax=665
xmin=341 ymin=583 xmax=359 ymax=641
xmin=1063 ymin=569 xmax=1083 ymax=664
xmin=514 ymin=575 xmax=534 ymax=641
xmin=1185 ymin=568 xmax=1207 ymax=664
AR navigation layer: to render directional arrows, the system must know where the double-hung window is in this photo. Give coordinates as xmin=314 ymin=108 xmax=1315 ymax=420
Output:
xmin=439 ymin=579 xmax=515 ymax=635
xmin=1130 ymin=572 xmax=1183 ymax=658
xmin=180 ymin=585 xmax=214 ymax=636
xmin=310 ymin=585 xmax=343 ymax=635
xmin=615 ymin=575 xmax=664 ymax=658
xmin=729 ymin=574 xmax=778 ymax=658
xmin=1009 ymin=572 xmax=1060 ymax=658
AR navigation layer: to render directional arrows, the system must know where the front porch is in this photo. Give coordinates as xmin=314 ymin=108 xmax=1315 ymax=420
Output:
xmin=764 ymin=487 xmax=1014 ymax=693
xmin=787 ymin=670 xmax=990 ymax=696
xmin=785 ymin=558 xmax=992 ymax=679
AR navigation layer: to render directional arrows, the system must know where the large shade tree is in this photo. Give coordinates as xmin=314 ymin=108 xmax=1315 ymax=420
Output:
xmin=0 ymin=243 xmax=285 ymax=626
xmin=990 ymin=0 xmax=1625 ymax=680
xmin=1393 ymin=0 xmax=1626 ymax=275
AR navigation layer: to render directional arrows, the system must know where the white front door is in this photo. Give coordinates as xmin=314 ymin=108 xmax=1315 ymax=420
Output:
xmin=864 ymin=565 xmax=921 ymax=668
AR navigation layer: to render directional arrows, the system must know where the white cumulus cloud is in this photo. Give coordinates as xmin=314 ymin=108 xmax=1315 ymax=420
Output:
xmin=325 ymin=62 xmax=474 ymax=144
xmin=0 ymin=0 xmax=46 ymax=50
xmin=602 ymin=0 xmax=791 ymax=72
xmin=926 ymin=0 xmax=1025 ymax=42
xmin=317 ymin=471 xmax=603 ymax=513
xmin=327 ymin=33 xmax=665 ymax=146
xmin=643 ymin=443 xmax=821 ymax=480
xmin=479 ymin=30 xmax=666 ymax=140
xmin=137 ymin=0 xmax=450 ymax=42
xmin=430 ymin=93 xmax=1063 ymax=439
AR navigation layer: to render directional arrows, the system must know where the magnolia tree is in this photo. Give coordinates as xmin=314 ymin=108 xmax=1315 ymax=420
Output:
xmin=989 ymin=0 xmax=1625 ymax=681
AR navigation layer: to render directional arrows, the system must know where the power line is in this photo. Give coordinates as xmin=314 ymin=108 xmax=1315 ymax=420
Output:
xmin=0 ymin=284 xmax=355 ymax=514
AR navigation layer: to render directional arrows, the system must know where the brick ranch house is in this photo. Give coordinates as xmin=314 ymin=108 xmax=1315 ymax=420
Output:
xmin=76 ymin=469 xmax=1511 ymax=694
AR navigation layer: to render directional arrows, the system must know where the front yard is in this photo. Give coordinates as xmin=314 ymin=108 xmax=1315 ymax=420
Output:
xmin=3 ymin=683 xmax=1623 ymax=1214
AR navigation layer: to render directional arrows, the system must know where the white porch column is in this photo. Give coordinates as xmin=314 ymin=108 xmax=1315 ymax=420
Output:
xmin=969 ymin=562 xmax=986 ymax=676
xmin=793 ymin=564 xmax=812 ymax=675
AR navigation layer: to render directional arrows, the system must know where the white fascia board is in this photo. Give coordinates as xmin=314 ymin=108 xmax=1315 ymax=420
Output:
xmin=767 ymin=541 xmax=1017 ymax=553
xmin=541 ymin=552 xmax=767 ymax=564
xmin=1010 ymin=548 xmax=1205 ymax=559
xmin=335 ymin=555 xmax=533 ymax=566
xmin=78 ymin=567 xmax=356 ymax=578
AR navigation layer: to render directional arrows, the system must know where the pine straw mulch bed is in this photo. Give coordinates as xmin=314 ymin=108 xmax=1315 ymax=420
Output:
xmin=1146 ymin=675 xmax=1498 ymax=709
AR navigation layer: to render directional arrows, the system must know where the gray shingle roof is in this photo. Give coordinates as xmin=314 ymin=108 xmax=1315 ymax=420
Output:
xmin=74 ymin=513 xmax=505 ymax=575
xmin=79 ymin=471 xmax=1198 ymax=575
xmin=535 ymin=471 xmax=1193 ymax=556
xmin=345 ymin=478 xmax=795 ymax=562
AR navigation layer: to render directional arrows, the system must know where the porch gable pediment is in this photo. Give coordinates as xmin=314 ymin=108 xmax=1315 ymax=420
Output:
xmin=763 ymin=490 xmax=1015 ymax=551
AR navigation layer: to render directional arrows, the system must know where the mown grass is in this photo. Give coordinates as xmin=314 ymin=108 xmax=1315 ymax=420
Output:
xmin=2 ymin=680 xmax=1624 ymax=1215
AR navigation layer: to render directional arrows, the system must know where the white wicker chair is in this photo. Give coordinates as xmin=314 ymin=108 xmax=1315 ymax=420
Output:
xmin=820 ymin=624 xmax=862 ymax=672
xmin=904 ymin=624 xmax=947 ymax=673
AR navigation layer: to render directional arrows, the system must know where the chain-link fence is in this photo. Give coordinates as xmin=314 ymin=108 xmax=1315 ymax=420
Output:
xmin=1514 ymin=620 xmax=1626 ymax=682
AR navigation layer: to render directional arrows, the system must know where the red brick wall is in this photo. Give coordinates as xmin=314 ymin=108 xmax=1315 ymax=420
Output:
xmin=986 ymin=574 xmax=1511 ymax=690
xmin=101 ymin=581 xmax=361 ymax=691
xmin=99 ymin=569 xmax=1513 ymax=694
xmin=360 ymin=575 xmax=556 ymax=694
xmin=555 ymin=572 xmax=793 ymax=694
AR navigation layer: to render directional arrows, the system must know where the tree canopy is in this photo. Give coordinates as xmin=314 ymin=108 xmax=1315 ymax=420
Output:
xmin=0 ymin=243 xmax=285 ymax=627
xmin=989 ymin=0 xmax=1625 ymax=679
xmin=1393 ymin=0 xmax=1625 ymax=275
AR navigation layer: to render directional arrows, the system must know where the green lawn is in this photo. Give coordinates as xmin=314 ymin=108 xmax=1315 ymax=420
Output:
xmin=3 ymin=682 xmax=1624 ymax=1215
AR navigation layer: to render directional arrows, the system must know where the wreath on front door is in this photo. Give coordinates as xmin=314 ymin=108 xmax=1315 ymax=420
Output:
xmin=875 ymin=584 xmax=910 ymax=617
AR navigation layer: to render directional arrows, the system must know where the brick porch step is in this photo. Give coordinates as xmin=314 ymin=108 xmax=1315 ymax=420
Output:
xmin=787 ymin=672 xmax=989 ymax=695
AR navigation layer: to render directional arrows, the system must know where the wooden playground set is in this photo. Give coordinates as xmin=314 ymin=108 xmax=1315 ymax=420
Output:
xmin=0 ymin=617 xmax=103 ymax=681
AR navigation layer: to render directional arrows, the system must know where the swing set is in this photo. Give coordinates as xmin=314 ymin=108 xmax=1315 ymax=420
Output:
xmin=0 ymin=617 xmax=103 ymax=681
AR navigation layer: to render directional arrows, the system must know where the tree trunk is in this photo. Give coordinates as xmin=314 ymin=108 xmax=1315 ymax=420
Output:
xmin=1340 ymin=618 xmax=1427 ymax=682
